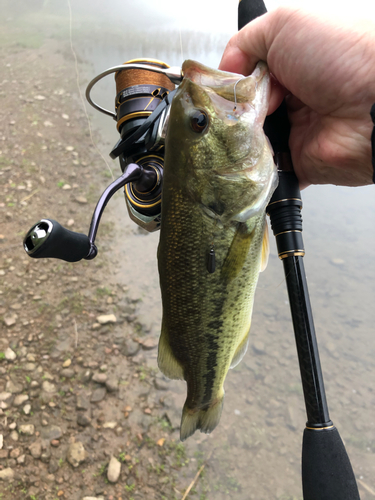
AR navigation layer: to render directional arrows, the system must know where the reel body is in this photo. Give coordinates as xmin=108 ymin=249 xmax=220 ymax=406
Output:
xmin=113 ymin=59 xmax=175 ymax=232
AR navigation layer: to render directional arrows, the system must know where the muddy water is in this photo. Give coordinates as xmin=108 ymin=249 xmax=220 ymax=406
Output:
xmin=76 ymin=23 xmax=375 ymax=498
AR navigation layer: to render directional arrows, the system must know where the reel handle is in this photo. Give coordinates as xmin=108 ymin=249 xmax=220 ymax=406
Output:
xmin=23 ymin=219 xmax=94 ymax=262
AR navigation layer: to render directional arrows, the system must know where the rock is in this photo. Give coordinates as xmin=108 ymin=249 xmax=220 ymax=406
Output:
xmin=90 ymin=387 xmax=106 ymax=403
xmin=8 ymin=422 xmax=17 ymax=430
xmin=154 ymin=375 xmax=169 ymax=391
xmin=82 ymin=497 xmax=105 ymax=500
xmin=0 ymin=468 xmax=15 ymax=481
xmin=76 ymin=394 xmax=90 ymax=411
xmin=77 ymin=413 xmax=91 ymax=427
xmin=121 ymin=339 xmax=140 ymax=357
xmin=6 ymin=380 xmax=23 ymax=394
xmin=40 ymin=425 xmax=62 ymax=441
xmin=23 ymin=404 xmax=31 ymax=415
xmin=10 ymin=431 xmax=19 ymax=441
xmin=66 ymin=441 xmax=86 ymax=467
xmin=26 ymin=353 xmax=36 ymax=362
xmin=96 ymin=314 xmax=117 ymax=325
xmin=13 ymin=394 xmax=29 ymax=407
xmin=60 ymin=368 xmax=75 ymax=378
xmin=0 ymin=392 xmax=12 ymax=403
xmin=10 ymin=448 xmax=20 ymax=458
xmin=0 ymin=449 xmax=8 ymax=459
xmin=19 ymin=424 xmax=35 ymax=436
xmin=92 ymin=372 xmax=107 ymax=384
xmin=102 ymin=422 xmax=117 ymax=429
xmin=48 ymin=457 xmax=59 ymax=473
xmin=105 ymin=377 xmax=118 ymax=393
xmin=107 ymin=455 xmax=121 ymax=483
xmin=62 ymin=359 xmax=71 ymax=368
xmin=81 ymin=370 xmax=93 ymax=384
xmin=24 ymin=363 xmax=36 ymax=371
xmin=4 ymin=347 xmax=16 ymax=361
xmin=0 ymin=434 xmax=2 ymax=449
xmin=4 ymin=314 xmax=17 ymax=327
xmin=29 ymin=440 xmax=42 ymax=458
xmin=17 ymin=454 xmax=26 ymax=464
xmin=252 ymin=341 xmax=266 ymax=355
xmin=42 ymin=381 xmax=56 ymax=393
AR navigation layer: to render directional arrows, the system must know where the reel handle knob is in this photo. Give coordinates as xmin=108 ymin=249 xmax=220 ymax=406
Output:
xmin=23 ymin=219 xmax=94 ymax=262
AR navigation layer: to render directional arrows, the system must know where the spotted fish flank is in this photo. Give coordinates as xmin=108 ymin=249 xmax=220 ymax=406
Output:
xmin=157 ymin=60 xmax=278 ymax=440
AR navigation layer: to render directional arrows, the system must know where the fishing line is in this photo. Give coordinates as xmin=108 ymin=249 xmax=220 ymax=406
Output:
xmin=66 ymin=0 xmax=114 ymax=181
xmin=233 ymin=76 xmax=244 ymax=111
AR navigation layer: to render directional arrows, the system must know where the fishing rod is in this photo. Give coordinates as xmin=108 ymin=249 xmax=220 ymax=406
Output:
xmin=238 ymin=1 xmax=361 ymax=499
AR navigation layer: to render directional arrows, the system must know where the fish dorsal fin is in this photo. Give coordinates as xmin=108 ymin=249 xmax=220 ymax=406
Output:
xmin=221 ymin=222 xmax=255 ymax=282
xmin=260 ymin=222 xmax=269 ymax=272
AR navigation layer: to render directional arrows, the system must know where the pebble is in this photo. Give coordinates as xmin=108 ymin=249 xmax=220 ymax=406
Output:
xmin=4 ymin=314 xmax=17 ymax=327
xmin=23 ymin=404 xmax=31 ymax=415
xmin=102 ymin=422 xmax=117 ymax=429
xmin=62 ymin=359 xmax=71 ymax=367
xmin=4 ymin=347 xmax=16 ymax=361
xmin=13 ymin=394 xmax=29 ymax=407
xmin=75 ymin=196 xmax=88 ymax=204
xmin=66 ymin=441 xmax=86 ymax=467
xmin=92 ymin=372 xmax=107 ymax=384
xmin=6 ymin=380 xmax=23 ymax=394
xmin=42 ymin=381 xmax=56 ymax=393
xmin=82 ymin=497 xmax=105 ymax=500
xmin=76 ymin=394 xmax=90 ymax=411
xmin=96 ymin=314 xmax=117 ymax=325
xmin=0 ymin=468 xmax=15 ymax=481
xmin=121 ymin=339 xmax=140 ymax=357
xmin=105 ymin=377 xmax=118 ymax=393
xmin=60 ymin=368 xmax=75 ymax=378
xmin=90 ymin=387 xmax=106 ymax=403
xmin=107 ymin=455 xmax=121 ymax=483
xmin=0 ymin=392 xmax=12 ymax=402
xmin=81 ymin=370 xmax=93 ymax=384
xmin=77 ymin=413 xmax=91 ymax=427
xmin=8 ymin=422 xmax=17 ymax=430
xmin=41 ymin=425 xmax=62 ymax=441
xmin=19 ymin=424 xmax=35 ymax=435
xmin=252 ymin=341 xmax=266 ymax=355
xmin=24 ymin=363 xmax=36 ymax=371
xmin=10 ymin=430 xmax=19 ymax=441
xmin=29 ymin=440 xmax=42 ymax=458
xmin=17 ymin=454 xmax=25 ymax=464
xmin=0 ymin=434 xmax=2 ymax=449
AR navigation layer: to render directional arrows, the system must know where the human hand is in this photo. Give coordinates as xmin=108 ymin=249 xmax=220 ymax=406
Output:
xmin=219 ymin=8 xmax=375 ymax=189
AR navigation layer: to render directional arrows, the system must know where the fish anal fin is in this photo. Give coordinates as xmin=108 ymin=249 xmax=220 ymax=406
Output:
xmin=180 ymin=389 xmax=225 ymax=441
xmin=260 ymin=221 xmax=269 ymax=272
xmin=230 ymin=324 xmax=250 ymax=368
xmin=221 ymin=223 xmax=255 ymax=282
xmin=157 ymin=324 xmax=184 ymax=380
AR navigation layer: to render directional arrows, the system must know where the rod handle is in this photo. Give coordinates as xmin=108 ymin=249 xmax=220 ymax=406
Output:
xmin=302 ymin=426 xmax=360 ymax=500
xmin=23 ymin=219 xmax=94 ymax=262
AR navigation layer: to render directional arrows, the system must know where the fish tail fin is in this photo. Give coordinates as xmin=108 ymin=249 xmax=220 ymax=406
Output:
xmin=180 ymin=390 xmax=225 ymax=441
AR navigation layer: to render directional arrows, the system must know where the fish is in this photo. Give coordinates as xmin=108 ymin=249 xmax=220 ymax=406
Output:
xmin=157 ymin=60 xmax=278 ymax=441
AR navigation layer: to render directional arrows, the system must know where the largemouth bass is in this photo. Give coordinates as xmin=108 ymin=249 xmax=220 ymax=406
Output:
xmin=157 ymin=60 xmax=278 ymax=441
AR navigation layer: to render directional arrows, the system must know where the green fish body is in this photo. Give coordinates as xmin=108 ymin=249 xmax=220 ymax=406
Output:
xmin=157 ymin=60 xmax=278 ymax=440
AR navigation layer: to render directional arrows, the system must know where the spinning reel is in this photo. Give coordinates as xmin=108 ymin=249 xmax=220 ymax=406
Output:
xmin=23 ymin=59 xmax=182 ymax=262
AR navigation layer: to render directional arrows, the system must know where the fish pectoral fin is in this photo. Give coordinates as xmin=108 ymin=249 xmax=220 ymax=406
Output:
xmin=180 ymin=390 xmax=225 ymax=441
xmin=221 ymin=222 xmax=255 ymax=282
xmin=260 ymin=221 xmax=269 ymax=272
xmin=157 ymin=324 xmax=184 ymax=380
xmin=230 ymin=326 xmax=250 ymax=369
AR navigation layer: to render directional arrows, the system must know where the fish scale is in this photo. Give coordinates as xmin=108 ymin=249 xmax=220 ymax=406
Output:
xmin=157 ymin=59 xmax=278 ymax=440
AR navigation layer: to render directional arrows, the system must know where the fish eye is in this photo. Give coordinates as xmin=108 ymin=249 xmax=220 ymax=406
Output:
xmin=190 ymin=110 xmax=208 ymax=133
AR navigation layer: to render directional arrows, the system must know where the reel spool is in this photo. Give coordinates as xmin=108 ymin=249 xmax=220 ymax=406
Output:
xmin=114 ymin=59 xmax=175 ymax=229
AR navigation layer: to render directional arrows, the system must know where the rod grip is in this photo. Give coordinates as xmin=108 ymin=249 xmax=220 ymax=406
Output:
xmin=23 ymin=219 xmax=92 ymax=262
xmin=302 ymin=427 xmax=360 ymax=500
